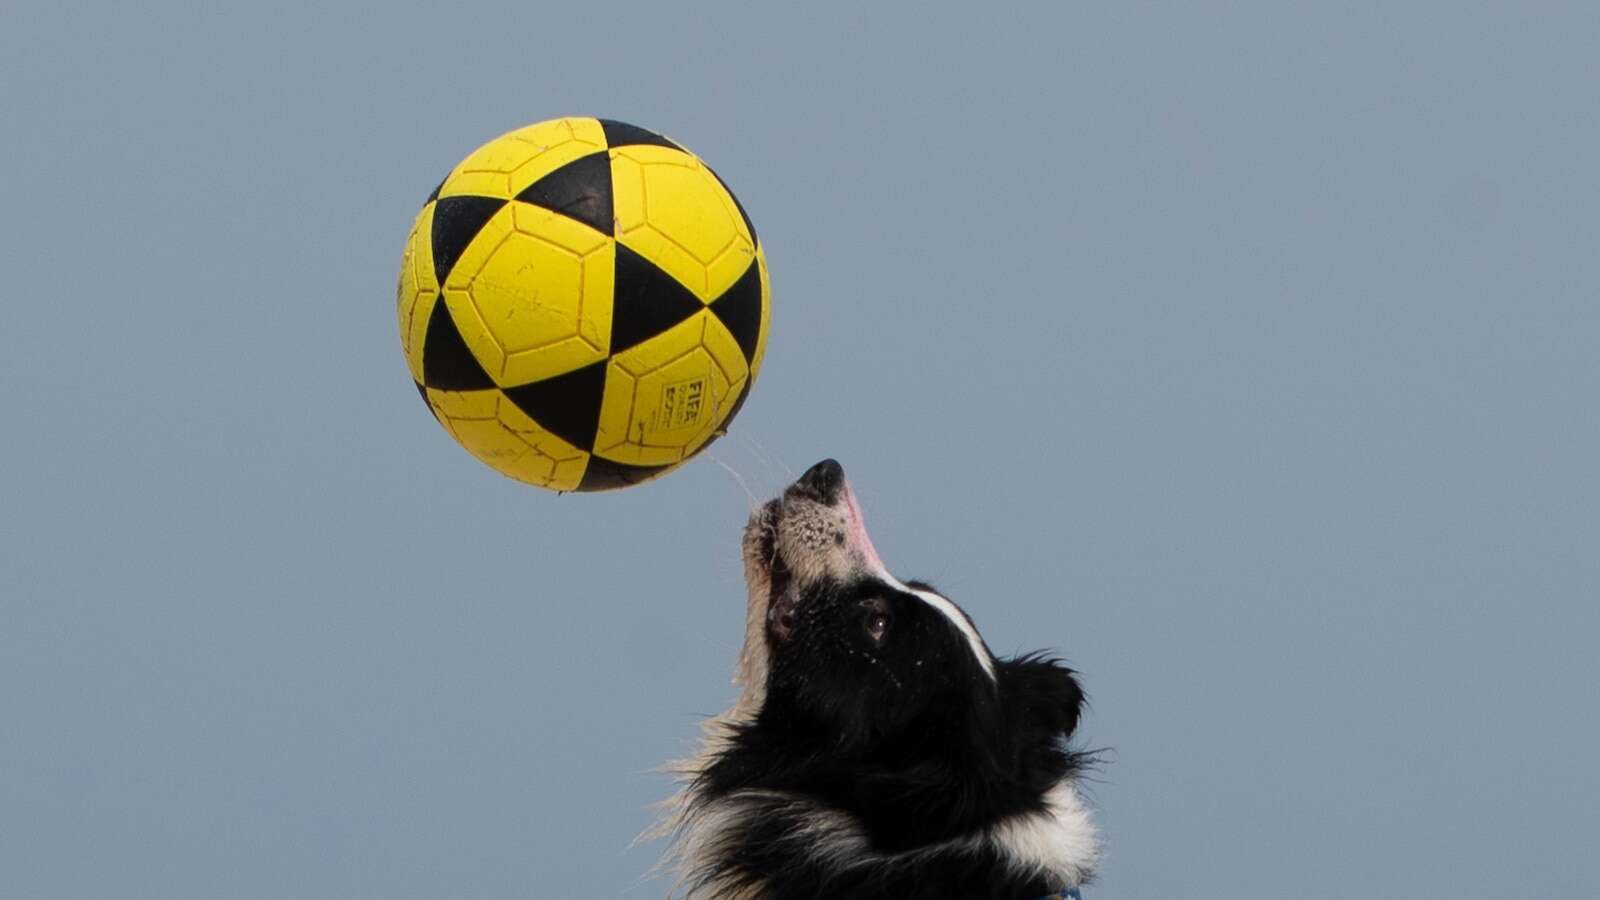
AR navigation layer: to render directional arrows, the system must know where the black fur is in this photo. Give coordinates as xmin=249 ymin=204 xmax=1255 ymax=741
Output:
xmin=684 ymin=571 xmax=1091 ymax=899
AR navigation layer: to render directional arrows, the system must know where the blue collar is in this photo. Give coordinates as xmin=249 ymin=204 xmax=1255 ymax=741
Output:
xmin=1039 ymin=890 xmax=1082 ymax=900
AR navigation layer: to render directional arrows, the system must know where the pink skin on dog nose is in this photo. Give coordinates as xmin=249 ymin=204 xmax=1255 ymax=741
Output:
xmin=841 ymin=481 xmax=887 ymax=572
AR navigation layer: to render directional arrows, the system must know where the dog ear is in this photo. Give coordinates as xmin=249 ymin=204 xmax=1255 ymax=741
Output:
xmin=1001 ymin=654 xmax=1085 ymax=740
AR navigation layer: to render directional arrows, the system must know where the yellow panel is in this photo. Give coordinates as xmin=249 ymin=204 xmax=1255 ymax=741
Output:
xmin=426 ymin=386 xmax=499 ymax=419
xmin=438 ymin=204 xmax=518 ymax=380
xmin=593 ymin=311 xmax=737 ymax=465
xmin=706 ymin=238 xmax=758 ymax=306
xmin=437 ymin=117 xmax=607 ymax=200
xmin=464 ymin=204 xmax=615 ymax=386
xmin=611 ymin=149 xmax=648 ymax=235
xmin=426 ymin=388 xmax=587 ymax=490
xmin=610 ymin=145 xmax=754 ymax=302
xmin=397 ymin=202 xmax=439 ymax=383
xmin=698 ymin=303 xmax=753 ymax=440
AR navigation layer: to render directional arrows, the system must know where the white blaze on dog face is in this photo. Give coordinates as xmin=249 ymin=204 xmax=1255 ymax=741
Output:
xmin=839 ymin=481 xmax=996 ymax=682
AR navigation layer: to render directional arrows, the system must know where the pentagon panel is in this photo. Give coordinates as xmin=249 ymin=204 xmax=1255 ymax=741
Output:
xmin=593 ymin=311 xmax=744 ymax=467
xmin=470 ymin=204 xmax=615 ymax=387
xmin=610 ymin=144 xmax=755 ymax=302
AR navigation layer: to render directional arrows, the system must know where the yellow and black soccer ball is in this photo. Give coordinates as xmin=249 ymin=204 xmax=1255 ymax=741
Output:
xmin=397 ymin=117 xmax=770 ymax=491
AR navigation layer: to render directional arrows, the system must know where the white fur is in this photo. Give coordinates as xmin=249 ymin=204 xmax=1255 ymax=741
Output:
xmin=840 ymin=483 xmax=997 ymax=681
xmin=873 ymin=565 xmax=997 ymax=682
xmin=986 ymin=781 xmax=1101 ymax=887
xmin=664 ymin=777 xmax=1098 ymax=897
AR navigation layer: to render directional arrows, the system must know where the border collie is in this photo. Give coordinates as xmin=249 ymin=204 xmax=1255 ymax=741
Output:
xmin=658 ymin=459 xmax=1098 ymax=899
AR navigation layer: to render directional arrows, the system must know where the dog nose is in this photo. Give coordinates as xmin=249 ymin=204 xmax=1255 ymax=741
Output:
xmin=795 ymin=458 xmax=845 ymax=502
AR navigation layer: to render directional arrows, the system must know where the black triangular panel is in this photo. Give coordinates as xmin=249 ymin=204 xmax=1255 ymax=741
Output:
xmin=425 ymin=175 xmax=445 ymax=204
xmin=422 ymin=295 xmax=495 ymax=391
xmin=513 ymin=151 xmax=613 ymax=236
xmin=501 ymin=359 xmax=610 ymax=452
xmin=576 ymin=456 xmax=673 ymax=492
xmin=430 ymin=195 xmax=505 ymax=286
xmin=708 ymin=260 xmax=764 ymax=365
xmin=611 ymin=244 xmax=706 ymax=353
xmin=708 ymin=167 xmax=758 ymax=246
xmin=598 ymin=118 xmax=681 ymax=151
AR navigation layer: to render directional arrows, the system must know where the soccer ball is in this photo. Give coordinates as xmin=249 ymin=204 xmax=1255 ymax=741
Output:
xmin=397 ymin=117 xmax=770 ymax=491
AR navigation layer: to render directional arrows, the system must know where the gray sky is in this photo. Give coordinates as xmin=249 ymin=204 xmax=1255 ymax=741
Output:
xmin=3 ymin=2 xmax=1598 ymax=897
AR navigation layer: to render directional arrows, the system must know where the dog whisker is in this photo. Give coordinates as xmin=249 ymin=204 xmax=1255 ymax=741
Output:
xmin=704 ymin=450 xmax=760 ymax=509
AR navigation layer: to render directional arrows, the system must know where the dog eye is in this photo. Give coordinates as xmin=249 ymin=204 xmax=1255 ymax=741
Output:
xmin=864 ymin=610 xmax=891 ymax=643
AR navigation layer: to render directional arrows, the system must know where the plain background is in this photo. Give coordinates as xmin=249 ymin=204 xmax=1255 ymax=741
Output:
xmin=3 ymin=2 xmax=1597 ymax=897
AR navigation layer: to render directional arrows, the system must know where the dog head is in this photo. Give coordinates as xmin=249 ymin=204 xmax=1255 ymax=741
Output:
xmin=670 ymin=459 xmax=1099 ymax=894
xmin=732 ymin=459 xmax=1081 ymax=762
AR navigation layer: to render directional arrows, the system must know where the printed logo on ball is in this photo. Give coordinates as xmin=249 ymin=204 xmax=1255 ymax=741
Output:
xmin=653 ymin=378 xmax=706 ymax=433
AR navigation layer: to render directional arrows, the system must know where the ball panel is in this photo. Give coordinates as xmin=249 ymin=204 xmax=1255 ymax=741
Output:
xmin=597 ymin=118 xmax=682 ymax=151
xmin=696 ymin=305 xmax=754 ymax=432
xmin=510 ymin=202 xmax=611 ymax=256
xmin=421 ymin=293 xmax=496 ymax=391
xmin=512 ymin=150 xmax=614 ymax=236
xmin=704 ymin=239 xmax=759 ymax=307
xmin=464 ymin=207 xmax=615 ymax=386
xmin=593 ymin=312 xmax=739 ymax=466
xmin=424 ymin=387 xmax=588 ymax=490
xmin=574 ymin=456 xmax=675 ymax=492
xmin=610 ymin=243 xmax=706 ymax=354
xmin=499 ymin=358 xmax=609 ymax=455
xmin=438 ymin=117 xmax=607 ymax=201
xmin=437 ymin=204 xmax=517 ymax=378
xmin=610 ymin=145 xmax=754 ymax=302
xmin=430 ymin=195 xmax=508 ymax=289
xmin=704 ymin=249 xmax=770 ymax=442
xmin=397 ymin=203 xmax=439 ymax=383
xmin=426 ymin=383 xmax=498 ymax=419
xmin=439 ymin=285 xmax=505 ymax=389
xmin=706 ymin=257 xmax=764 ymax=366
